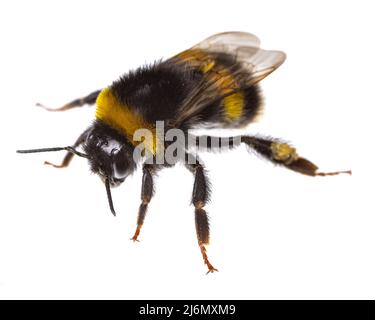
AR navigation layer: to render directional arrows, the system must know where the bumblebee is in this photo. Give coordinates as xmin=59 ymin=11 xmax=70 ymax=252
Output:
xmin=17 ymin=32 xmax=350 ymax=273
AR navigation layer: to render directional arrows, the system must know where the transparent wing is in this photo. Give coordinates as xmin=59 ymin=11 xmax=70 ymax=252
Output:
xmin=241 ymin=47 xmax=286 ymax=84
xmin=193 ymin=32 xmax=286 ymax=84
xmin=170 ymin=32 xmax=286 ymax=126
xmin=192 ymin=31 xmax=261 ymax=52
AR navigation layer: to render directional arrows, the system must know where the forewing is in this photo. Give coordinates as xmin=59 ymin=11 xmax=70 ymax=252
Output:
xmin=192 ymin=31 xmax=261 ymax=52
xmin=170 ymin=32 xmax=286 ymax=126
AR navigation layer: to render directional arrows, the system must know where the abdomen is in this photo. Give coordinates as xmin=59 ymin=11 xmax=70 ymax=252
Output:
xmin=193 ymin=85 xmax=263 ymax=129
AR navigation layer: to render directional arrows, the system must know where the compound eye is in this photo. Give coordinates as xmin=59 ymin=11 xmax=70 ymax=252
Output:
xmin=113 ymin=160 xmax=129 ymax=180
xmin=112 ymin=150 xmax=129 ymax=180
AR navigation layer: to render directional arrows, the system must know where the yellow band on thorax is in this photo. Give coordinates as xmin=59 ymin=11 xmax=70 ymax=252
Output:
xmin=95 ymin=87 xmax=157 ymax=154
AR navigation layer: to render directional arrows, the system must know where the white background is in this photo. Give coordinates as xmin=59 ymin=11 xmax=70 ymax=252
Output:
xmin=0 ymin=0 xmax=373 ymax=299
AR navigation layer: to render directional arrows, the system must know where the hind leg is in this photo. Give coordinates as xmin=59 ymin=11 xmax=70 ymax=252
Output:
xmin=37 ymin=89 xmax=101 ymax=112
xmin=188 ymin=134 xmax=351 ymax=176
xmin=240 ymin=135 xmax=351 ymax=176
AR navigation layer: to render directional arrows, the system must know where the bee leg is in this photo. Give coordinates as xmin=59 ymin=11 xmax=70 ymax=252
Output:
xmin=36 ymin=89 xmax=101 ymax=112
xmin=44 ymin=128 xmax=91 ymax=168
xmin=189 ymin=134 xmax=351 ymax=177
xmin=131 ymin=164 xmax=157 ymax=242
xmin=241 ymin=135 xmax=351 ymax=176
xmin=185 ymin=154 xmax=217 ymax=274
xmin=187 ymin=134 xmax=241 ymax=152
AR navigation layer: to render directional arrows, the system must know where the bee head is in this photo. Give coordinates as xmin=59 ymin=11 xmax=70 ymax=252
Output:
xmin=83 ymin=121 xmax=136 ymax=187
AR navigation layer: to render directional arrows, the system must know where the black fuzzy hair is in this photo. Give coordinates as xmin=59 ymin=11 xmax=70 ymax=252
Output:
xmin=111 ymin=60 xmax=203 ymax=124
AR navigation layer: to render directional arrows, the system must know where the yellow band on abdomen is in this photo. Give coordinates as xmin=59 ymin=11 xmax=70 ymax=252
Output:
xmin=223 ymin=91 xmax=244 ymax=120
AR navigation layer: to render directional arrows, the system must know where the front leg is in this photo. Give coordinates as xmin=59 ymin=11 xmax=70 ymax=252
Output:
xmin=37 ymin=89 xmax=101 ymax=112
xmin=131 ymin=164 xmax=157 ymax=242
xmin=44 ymin=128 xmax=91 ymax=168
xmin=185 ymin=154 xmax=218 ymax=274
